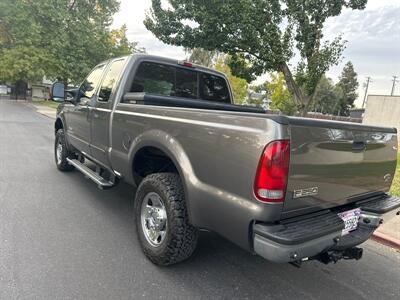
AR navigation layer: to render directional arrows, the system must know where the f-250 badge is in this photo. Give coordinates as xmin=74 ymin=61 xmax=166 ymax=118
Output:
xmin=293 ymin=187 xmax=319 ymax=199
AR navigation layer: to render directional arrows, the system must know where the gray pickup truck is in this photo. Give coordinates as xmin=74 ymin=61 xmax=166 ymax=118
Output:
xmin=51 ymin=54 xmax=400 ymax=266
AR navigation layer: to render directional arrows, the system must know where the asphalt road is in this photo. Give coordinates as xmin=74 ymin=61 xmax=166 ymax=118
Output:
xmin=1 ymin=100 xmax=399 ymax=299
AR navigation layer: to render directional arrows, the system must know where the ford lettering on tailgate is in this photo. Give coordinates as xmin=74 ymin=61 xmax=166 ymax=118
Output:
xmin=293 ymin=187 xmax=319 ymax=199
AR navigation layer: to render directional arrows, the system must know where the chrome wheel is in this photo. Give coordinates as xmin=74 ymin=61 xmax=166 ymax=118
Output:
xmin=56 ymin=141 xmax=63 ymax=164
xmin=141 ymin=192 xmax=168 ymax=247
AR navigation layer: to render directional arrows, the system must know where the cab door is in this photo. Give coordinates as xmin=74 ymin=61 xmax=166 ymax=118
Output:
xmin=65 ymin=63 xmax=106 ymax=154
xmin=90 ymin=58 xmax=127 ymax=167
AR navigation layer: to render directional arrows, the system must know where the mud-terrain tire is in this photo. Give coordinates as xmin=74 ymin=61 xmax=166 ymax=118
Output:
xmin=134 ymin=173 xmax=198 ymax=266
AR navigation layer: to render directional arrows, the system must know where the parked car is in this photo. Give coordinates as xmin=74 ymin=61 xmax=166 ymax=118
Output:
xmin=51 ymin=54 xmax=400 ymax=266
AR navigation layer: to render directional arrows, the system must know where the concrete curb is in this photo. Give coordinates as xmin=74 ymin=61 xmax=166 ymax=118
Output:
xmin=371 ymin=231 xmax=400 ymax=250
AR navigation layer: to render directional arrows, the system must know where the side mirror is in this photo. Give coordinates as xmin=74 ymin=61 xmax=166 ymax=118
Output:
xmin=51 ymin=82 xmax=65 ymax=102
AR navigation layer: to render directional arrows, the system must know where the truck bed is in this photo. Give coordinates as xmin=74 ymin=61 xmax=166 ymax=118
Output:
xmin=121 ymin=92 xmax=398 ymax=220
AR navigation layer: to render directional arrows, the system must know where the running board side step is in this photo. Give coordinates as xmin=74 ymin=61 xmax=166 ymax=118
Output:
xmin=66 ymin=158 xmax=115 ymax=189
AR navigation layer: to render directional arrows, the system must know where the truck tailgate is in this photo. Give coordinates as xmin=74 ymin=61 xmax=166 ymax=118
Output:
xmin=283 ymin=118 xmax=398 ymax=218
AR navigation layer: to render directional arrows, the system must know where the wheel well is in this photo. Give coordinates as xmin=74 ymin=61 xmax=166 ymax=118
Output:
xmin=55 ymin=118 xmax=63 ymax=133
xmin=133 ymin=147 xmax=178 ymax=185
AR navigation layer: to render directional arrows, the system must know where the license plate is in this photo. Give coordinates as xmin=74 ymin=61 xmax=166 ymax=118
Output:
xmin=338 ymin=208 xmax=361 ymax=235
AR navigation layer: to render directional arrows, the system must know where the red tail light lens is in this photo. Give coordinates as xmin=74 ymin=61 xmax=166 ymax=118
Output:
xmin=254 ymin=140 xmax=290 ymax=203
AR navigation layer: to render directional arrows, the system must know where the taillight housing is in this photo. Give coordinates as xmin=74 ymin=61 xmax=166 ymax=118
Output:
xmin=178 ymin=61 xmax=194 ymax=68
xmin=254 ymin=140 xmax=290 ymax=203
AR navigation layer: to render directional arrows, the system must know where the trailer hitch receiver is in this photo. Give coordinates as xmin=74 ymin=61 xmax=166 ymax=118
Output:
xmin=316 ymin=247 xmax=363 ymax=264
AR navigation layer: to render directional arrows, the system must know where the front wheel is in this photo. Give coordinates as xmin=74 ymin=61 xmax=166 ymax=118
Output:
xmin=54 ymin=129 xmax=74 ymax=171
xmin=134 ymin=173 xmax=198 ymax=266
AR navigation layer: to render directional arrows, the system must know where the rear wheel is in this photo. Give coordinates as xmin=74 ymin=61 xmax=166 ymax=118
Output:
xmin=55 ymin=129 xmax=74 ymax=172
xmin=134 ymin=173 xmax=198 ymax=266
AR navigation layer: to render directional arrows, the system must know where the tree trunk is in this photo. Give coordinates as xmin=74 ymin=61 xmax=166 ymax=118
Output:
xmin=279 ymin=63 xmax=308 ymax=116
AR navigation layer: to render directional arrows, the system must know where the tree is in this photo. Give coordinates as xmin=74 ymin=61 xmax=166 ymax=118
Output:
xmin=248 ymin=82 xmax=270 ymax=107
xmin=215 ymin=57 xmax=248 ymax=104
xmin=0 ymin=0 xmax=47 ymax=83
xmin=109 ymin=25 xmax=145 ymax=58
xmin=0 ymin=0 xmax=142 ymax=85
xmin=312 ymin=76 xmax=344 ymax=115
xmin=185 ymin=48 xmax=218 ymax=68
xmin=144 ymin=0 xmax=367 ymax=114
xmin=0 ymin=20 xmax=11 ymax=45
xmin=268 ymin=73 xmax=297 ymax=115
xmin=42 ymin=0 xmax=122 ymax=84
xmin=337 ymin=61 xmax=359 ymax=116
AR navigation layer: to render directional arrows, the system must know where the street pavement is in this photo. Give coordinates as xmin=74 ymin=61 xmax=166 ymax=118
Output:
xmin=0 ymin=100 xmax=399 ymax=300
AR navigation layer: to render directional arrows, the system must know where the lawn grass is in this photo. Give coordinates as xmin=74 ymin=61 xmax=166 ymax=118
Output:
xmin=32 ymin=100 xmax=59 ymax=109
xmin=390 ymin=153 xmax=400 ymax=196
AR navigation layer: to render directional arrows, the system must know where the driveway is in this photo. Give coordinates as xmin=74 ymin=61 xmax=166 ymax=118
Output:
xmin=0 ymin=100 xmax=399 ymax=299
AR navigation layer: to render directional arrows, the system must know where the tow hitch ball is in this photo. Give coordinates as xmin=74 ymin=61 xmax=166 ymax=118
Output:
xmin=317 ymin=247 xmax=364 ymax=264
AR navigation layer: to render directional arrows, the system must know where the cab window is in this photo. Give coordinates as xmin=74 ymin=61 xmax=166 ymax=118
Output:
xmin=80 ymin=64 xmax=106 ymax=99
xmin=199 ymin=73 xmax=230 ymax=103
xmin=175 ymin=68 xmax=197 ymax=99
xmin=131 ymin=62 xmax=175 ymax=96
xmin=130 ymin=61 xmax=231 ymax=103
xmin=98 ymin=59 xmax=126 ymax=102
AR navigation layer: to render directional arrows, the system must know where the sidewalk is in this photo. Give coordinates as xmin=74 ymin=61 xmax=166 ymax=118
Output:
xmin=30 ymin=101 xmax=57 ymax=119
xmin=379 ymin=216 xmax=400 ymax=239
xmin=372 ymin=214 xmax=400 ymax=250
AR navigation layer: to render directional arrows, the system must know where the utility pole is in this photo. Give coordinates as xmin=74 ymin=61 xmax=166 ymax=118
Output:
xmin=362 ymin=77 xmax=371 ymax=108
xmin=391 ymin=76 xmax=398 ymax=96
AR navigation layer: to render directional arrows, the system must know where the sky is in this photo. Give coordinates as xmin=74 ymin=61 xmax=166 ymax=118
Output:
xmin=113 ymin=0 xmax=400 ymax=107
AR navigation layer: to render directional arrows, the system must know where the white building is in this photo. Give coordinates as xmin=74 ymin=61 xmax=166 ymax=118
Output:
xmin=363 ymin=95 xmax=400 ymax=131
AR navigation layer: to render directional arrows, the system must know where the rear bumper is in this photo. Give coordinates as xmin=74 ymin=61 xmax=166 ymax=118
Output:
xmin=253 ymin=195 xmax=400 ymax=263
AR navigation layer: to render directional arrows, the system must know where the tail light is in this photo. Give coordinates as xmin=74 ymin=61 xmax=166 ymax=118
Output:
xmin=254 ymin=140 xmax=290 ymax=203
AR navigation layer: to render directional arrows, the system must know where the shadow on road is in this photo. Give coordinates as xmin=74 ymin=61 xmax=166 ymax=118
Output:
xmin=62 ymin=170 xmax=399 ymax=299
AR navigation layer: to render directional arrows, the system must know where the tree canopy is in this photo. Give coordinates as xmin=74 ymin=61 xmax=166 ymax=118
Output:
xmin=337 ymin=61 xmax=359 ymax=115
xmin=0 ymin=0 xmax=141 ymax=85
xmin=144 ymin=0 xmax=367 ymax=114
xmin=185 ymin=47 xmax=219 ymax=68
xmin=268 ymin=73 xmax=297 ymax=115
xmin=312 ymin=76 xmax=344 ymax=115
xmin=310 ymin=62 xmax=359 ymax=116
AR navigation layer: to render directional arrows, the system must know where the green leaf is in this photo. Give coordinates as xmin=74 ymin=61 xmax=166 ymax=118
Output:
xmin=0 ymin=0 xmax=144 ymax=85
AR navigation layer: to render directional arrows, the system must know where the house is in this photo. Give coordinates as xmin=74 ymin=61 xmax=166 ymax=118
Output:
xmin=31 ymin=77 xmax=53 ymax=100
xmin=0 ymin=77 xmax=53 ymax=100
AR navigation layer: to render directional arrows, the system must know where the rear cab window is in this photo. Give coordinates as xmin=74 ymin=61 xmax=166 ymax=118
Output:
xmin=130 ymin=61 xmax=231 ymax=103
xmin=200 ymin=73 xmax=230 ymax=103
xmin=131 ymin=62 xmax=175 ymax=96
